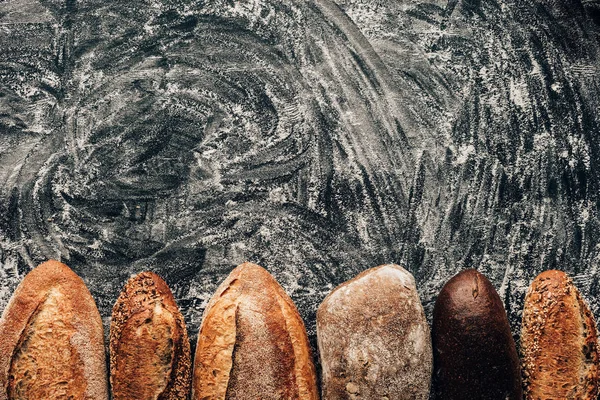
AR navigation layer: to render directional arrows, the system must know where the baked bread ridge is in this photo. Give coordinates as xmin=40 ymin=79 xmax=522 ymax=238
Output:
xmin=110 ymin=271 xmax=191 ymax=400
xmin=0 ymin=259 xmax=108 ymax=400
xmin=316 ymin=264 xmax=433 ymax=400
xmin=521 ymin=270 xmax=600 ymax=399
xmin=432 ymin=268 xmax=522 ymax=400
xmin=192 ymin=262 xmax=318 ymax=400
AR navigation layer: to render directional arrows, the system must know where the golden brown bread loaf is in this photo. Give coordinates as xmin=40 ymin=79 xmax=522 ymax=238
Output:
xmin=0 ymin=260 xmax=108 ymax=400
xmin=110 ymin=271 xmax=191 ymax=400
xmin=317 ymin=264 xmax=433 ymax=400
xmin=521 ymin=270 xmax=600 ymax=399
xmin=192 ymin=262 xmax=318 ymax=400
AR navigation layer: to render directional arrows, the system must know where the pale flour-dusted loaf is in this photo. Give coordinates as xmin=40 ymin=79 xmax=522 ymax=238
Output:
xmin=110 ymin=271 xmax=191 ymax=400
xmin=0 ymin=260 xmax=108 ymax=400
xmin=521 ymin=270 xmax=600 ymax=399
xmin=192 ymin=262 xmax=318 ymax=400
xmin=317 ymin=264 xmax=433 ymax=400
xmin=432 ymin=269 xmax=522 ymax=400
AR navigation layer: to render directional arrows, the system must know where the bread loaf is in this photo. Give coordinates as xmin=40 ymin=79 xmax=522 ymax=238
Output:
xmin=521 ymin=270 xmax=600 ymax=399
xmin=192 ymin=262 xmax=318 ymax=400
xmin=0 ymin=260 xmax=108 ymax=400
xmin=110 ymin=271 xmax=191 ymax=400
xmin=317 ymin=264 xmax=433 ymax=400
xmin=432 ymin=269 xmax=522 ymax=400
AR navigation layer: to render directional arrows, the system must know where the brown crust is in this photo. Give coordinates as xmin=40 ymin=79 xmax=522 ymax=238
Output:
xmin=521 ymin=270 xmax=600 ymax=399
xmin=110 ymin=271 xmax=191 ymax=400
xmin=0 ymin=260 xmax=108 ymax=400
xmin=432 ymin=269 xmax=523 ymax=400
xmin=192 ymin=262 xmax=318 ymax=400
xmin=317 ymin=264 xmax=433 ymax=400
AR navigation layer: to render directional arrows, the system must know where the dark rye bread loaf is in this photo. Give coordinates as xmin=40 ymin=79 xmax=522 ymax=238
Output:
xmin=521 ymin=270 xmax=600 ymax=399
xmin=317 ymin=264 xmax=433 ymax=400
xmin=110 ymin=271 xmax=191 ymax=400
xmin=192 ymin=262 xmax=318 ymax=400
xmin=0 ymin=260 xmax=108 ymax=400
xmin=432 ymin=269 xmax=522 ymax=400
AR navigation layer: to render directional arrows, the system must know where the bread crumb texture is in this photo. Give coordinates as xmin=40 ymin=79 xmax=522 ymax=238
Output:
xmin=521 ymin=270 xmax=600 ymax=400
xmin=317 ymin=264 xmax=433 ymax=400
xmin=193 ymin=262 xmax=318 ymax=400
xmin=110 ymin=271 xmax=191 ymax=400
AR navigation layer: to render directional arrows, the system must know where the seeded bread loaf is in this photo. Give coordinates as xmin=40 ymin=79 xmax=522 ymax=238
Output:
xmin=0 ymin=260 xmax=108 ymax=400
xmin=317 ymin=264 xmax=433 ymax=400
xmin=432 ymin=269 xmax=522 ymax=400
xmin=192 ymin=262 xmax=318 ymax=400
xmin=521 ymin=270 xmax=600 ymax=399
xmin=110 ymin=271 xmax=191 ymax=400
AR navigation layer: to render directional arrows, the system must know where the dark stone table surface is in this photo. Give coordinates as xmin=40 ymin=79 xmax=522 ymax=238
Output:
xmin=1 ymin=0 xmax=600 ymax=360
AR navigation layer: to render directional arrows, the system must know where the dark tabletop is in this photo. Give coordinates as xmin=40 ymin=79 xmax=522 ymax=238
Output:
xmin=1 ymin=0 xmax=599 ymax=357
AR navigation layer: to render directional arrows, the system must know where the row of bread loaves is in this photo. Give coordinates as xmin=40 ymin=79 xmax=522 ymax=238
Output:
xmin=0 ymin=260 xmax=598 ymax=399
xmin=313 ymin=265 xmax=599 ymax=400
xmin=0 ymin=260 xmax=317 ymax=400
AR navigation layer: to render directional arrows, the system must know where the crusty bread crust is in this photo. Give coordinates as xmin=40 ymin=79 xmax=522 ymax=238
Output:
xmin=317 ymin=264 xmax=433 ymax=400
xmin=0 ymin=260 xmax=108 ymax=400
xmin=432 ymin=268 xmax=522 ymax=400
xmin=192 ymin=262 xmax=318 ymax=400
xmin=110 ymin=271 xmax=191 ymax=400
xmin=521 ymin=270 xmax=600 ymax=399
